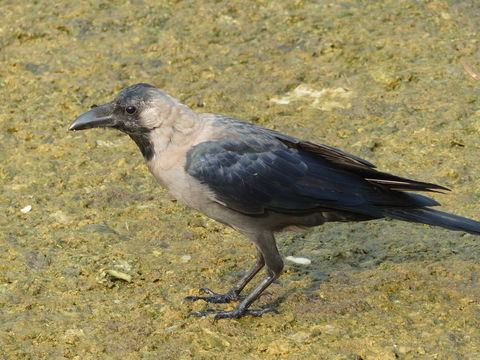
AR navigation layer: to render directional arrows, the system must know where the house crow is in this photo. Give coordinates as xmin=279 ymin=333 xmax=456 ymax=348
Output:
xmin=69 ymin=83 xmax=480 ymax=320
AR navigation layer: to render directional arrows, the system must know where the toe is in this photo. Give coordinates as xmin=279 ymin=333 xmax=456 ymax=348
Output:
xmin=199 ymin=288 xmax=217 ymax=295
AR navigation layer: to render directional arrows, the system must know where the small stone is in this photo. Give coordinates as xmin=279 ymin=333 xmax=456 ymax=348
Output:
xmin=180 ymin=255 xmax=192 ymax=262
xmin=20 ymin=205 xmax=32 ymax=213
xmin=105 ymin=269 xmax=132 ymax=282
xmin=285 ymin=256 xmax=312 ymax=265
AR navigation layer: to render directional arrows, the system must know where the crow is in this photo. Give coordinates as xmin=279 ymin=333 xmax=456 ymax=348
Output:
xmin=69 ymin=83 xmax=480 ymax=320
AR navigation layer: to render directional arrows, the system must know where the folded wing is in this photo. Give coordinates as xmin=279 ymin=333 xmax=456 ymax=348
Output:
xmin=185 ymin=129 xmax=445 ymax=216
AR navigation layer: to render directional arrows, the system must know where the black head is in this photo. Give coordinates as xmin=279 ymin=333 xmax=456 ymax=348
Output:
xmin=69 ymin=83 xmax=175 ymax=160
xmin=68 ymin=83 xmax=172 ymax=134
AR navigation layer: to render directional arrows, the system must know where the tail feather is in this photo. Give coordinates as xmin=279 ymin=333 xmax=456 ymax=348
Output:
xmin=383 ymin=208 xmax=480 ymax=236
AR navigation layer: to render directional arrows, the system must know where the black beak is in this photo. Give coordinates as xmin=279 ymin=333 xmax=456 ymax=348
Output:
xmin=69 ymin=102 xmax=116 ymax=131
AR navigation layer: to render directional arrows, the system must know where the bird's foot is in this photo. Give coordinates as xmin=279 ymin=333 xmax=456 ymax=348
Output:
xmin=189 ymin=306 xmax=278 ymax=321
xmin=182 ymin=288 xmax=245 ymax=304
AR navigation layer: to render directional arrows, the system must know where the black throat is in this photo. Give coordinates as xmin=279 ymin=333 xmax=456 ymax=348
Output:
xmin=129 ymin=133 xmax=154 ymax=161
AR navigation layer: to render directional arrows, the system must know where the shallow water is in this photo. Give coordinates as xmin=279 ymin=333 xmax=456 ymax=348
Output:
xmin=1 ymin=0 xmax=480 ymax=359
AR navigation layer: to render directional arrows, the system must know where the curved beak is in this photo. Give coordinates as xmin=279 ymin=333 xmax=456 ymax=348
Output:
xmin=69 ymin=102 xmax=116 ymax=131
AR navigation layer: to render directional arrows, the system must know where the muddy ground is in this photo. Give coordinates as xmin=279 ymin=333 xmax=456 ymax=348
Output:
xmin=1 ymin=0 xmax=480 ymax=359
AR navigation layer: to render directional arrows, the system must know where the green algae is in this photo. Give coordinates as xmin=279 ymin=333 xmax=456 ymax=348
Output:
xmin=1 ymin=0 xmax=480 ymax=359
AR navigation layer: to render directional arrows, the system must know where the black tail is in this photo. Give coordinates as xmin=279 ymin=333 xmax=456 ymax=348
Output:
xmin=382 ymin=208 xmax=480 ymax=236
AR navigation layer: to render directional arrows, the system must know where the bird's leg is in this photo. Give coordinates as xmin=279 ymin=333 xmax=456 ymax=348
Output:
xmin=182 ymin=251 xmax=265 ymax=304
xmin=192 ymin=270 xmax=281 ymax=320
xmin=189 ymin=232 xmax=284 ymax=320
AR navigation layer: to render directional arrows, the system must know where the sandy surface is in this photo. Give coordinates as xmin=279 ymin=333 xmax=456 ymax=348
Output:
xmin=1 ymin=0 xmax=480 ymax=359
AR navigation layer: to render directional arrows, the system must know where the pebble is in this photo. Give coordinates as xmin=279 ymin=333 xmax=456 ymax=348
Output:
xmin=285 ymin=256 xmax=312 ymax=265
xmin=105 ymin=269 xmax=132 ymax=282
xmin=20 ymin=205 xmax=32 ymax=213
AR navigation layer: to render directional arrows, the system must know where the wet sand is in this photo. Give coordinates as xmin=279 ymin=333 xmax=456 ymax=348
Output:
xmin=1 ymin=1 xmax=479 ymax=359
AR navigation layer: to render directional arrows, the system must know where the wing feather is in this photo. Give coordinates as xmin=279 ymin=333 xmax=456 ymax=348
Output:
xmin=185 ymin=133 xmax=443 ymax=216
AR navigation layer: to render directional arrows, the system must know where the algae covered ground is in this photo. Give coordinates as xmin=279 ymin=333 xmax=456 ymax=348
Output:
xmin=1 ymin=0 xmax=480 ymax=359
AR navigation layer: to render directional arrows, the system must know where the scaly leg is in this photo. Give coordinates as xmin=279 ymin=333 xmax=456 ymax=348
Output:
xmin=188 ymin=231 xmax=284 ymax=320
xmin=182 ymin=250 xmax=265 ymax=304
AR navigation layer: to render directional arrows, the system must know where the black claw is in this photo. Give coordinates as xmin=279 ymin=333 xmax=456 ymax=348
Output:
xmin=182 ymin=288 xmax=245 ymax=304
xmin=182 ymin=295 xmax=204 ymax=304
xmin=199 ymin=287 xmax=216 ymax=295
xmin=188 ymin=310 xmax=215 ymax=317
xmin=188 ymin=306 xmax=278 ymax=320
xmin=213 ymin=307 xmax=278 ymax=320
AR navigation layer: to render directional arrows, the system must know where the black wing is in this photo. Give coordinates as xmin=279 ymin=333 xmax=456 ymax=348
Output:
xmin=185 ymin=133 xmax=444 ymax=216
xmin=261 ymin=127 xmax=449 ymax=192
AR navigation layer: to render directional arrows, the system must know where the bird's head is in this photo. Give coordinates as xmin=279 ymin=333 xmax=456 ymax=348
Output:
xmin=69 ymin=83 xmax=181 ymax=135
xmin=69 ymin=83 xmax=195 ymax=159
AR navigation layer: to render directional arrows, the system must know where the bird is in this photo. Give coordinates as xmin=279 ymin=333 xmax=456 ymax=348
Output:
xmin=69 ymin=83 xmax=480 ymax=320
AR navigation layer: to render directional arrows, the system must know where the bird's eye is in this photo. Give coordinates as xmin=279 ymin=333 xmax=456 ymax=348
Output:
xmin=125 ymin=105 xmax=137 ymax=114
